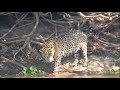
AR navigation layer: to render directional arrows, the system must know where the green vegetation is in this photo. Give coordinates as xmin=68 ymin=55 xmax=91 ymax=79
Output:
xmin=103 ymin=69 xmax=120 ymax=75
xmin=21 ymin=66 xmax=43 ymax=77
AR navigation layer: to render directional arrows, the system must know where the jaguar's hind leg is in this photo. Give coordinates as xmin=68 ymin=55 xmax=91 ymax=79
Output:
xmin=53 ymin=55 xmax=62 ymax=74
xmin=71 ymin=53 xmax=80 ymax=67
xmin=81 ymin=42 xmax=88 ymax=67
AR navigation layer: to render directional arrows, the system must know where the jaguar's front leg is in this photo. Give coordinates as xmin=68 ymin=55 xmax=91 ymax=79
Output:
xmin=53 ymin=56 xmax=62 ymax=74
xmin=81 ymin=42 xmax=88 ymax=67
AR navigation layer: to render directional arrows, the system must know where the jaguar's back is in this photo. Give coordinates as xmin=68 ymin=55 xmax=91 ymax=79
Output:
xmin=40 ymin=30 xmax=87 ymax=73
xmin=54 ymin=30 xmax=87 ymax=57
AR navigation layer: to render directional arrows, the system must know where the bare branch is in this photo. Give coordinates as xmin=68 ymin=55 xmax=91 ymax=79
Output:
xmin=1 ymin=56 xmax=26 ymax=68
xmin=13 ymin=37 xmax=30 ymax=61
xmin=0 ymin=13 xmax=29 ymax=39
xmin=29 ymin=12 xmax=39 ymax=36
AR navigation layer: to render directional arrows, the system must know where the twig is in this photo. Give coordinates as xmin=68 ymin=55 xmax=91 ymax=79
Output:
xmin=13 ymin=37 xmax=30 ymax=61
xmin=15 ymin=21 xmax=35 ymax=29
xmin=1 ymin=56 xmax=26 ymax=68
xmin=46 ymin=32 xmax=56 ymax=40
xmin=30 ymin=40 xmax=43 ymax=46
xmin=16 ymin=12 xmax=29 ymax=23
xmin=0 ymin=22 xmax=20 ymax=39
xmin=97 ymin=15 xmax=120 ymax=36
xmin=40 ymin=13 xmax=65 ymax=28
xmin=28 ymin=12 xmax=39 ymax=36
xmin=0 ymin=13 xmax=29 ymax=40
xmin=93 ymin=36 xmax=120 ymax=47
xmin=2 ymin=34 xmax=40 ymax=41
xmin=1 ymin=39 xmax=25 ymax=44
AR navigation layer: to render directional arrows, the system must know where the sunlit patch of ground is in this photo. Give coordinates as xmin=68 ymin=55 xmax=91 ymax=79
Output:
xmin=34 ymin=55 xmax=120 ymax=78
xmin=0 ymin=55 xmax=120 ymax=78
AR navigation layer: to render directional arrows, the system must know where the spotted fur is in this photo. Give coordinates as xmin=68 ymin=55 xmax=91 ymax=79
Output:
xmin=40 ymin=30 xmax=87 ymax=73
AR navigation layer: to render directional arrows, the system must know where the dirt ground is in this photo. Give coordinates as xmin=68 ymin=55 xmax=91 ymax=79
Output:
xmin=0 ymin=55 xmax=120 ymax=78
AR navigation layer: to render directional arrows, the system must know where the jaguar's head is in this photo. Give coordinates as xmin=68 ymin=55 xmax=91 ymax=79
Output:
xmin=40 ymin=41 xmax=55 ymax=63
